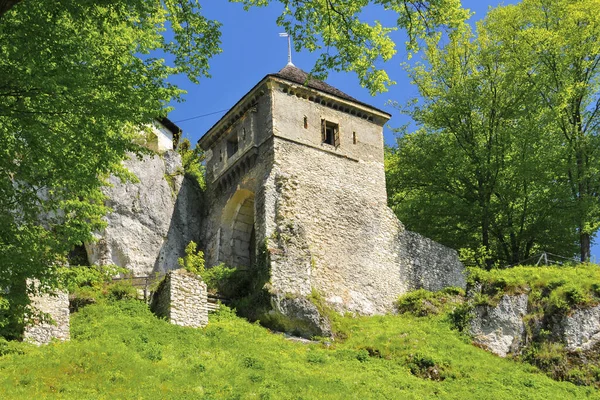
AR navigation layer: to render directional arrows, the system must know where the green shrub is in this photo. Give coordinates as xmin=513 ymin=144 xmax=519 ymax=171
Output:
xmin=396 ymin=288 xmax=464 ymax=317
xmin=203 ymin=264 xmax=251 ymax=298
xmin=59 ymin=264 xmax=126 ymax=293
xmin=405 ymin=353 xmax=449 ymax=381
xmin=0 ymin=338 xmax=27 ymax=357
xmin=178 ymin=241 xmax=205 ymax=276
xmin=106 ymin=281 xmax=138 ymax=301
xmin=447 ymin=302 xmax=473 ymax=332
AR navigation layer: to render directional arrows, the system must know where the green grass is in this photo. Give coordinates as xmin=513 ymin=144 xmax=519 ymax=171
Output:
xmin=465 ymin=263 xmax=600 ymax=386
xmin=0 ymin=298 xmax=597 ymax=399
xmin=468 ymin=263 xmax=600 ymax=309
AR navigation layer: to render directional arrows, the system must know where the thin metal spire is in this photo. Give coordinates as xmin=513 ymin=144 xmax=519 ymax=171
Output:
xmin=279 ymin=32 xmax=294 ymax=66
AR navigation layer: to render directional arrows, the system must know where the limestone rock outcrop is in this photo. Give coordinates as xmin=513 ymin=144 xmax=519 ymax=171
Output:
xmin=86 ymin=151 xmax=202 ymax=276
xmin=558 ymin=305 xmax=600 ymax=351
xmin=467 ymin=283 xmax=600 ymax=358
xmin=469 ymin=294 xmax=528 ymax=357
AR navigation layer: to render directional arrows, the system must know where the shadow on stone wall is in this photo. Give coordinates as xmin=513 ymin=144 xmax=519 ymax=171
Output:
xmin=153 ymin=174 xmax=204 ymax=275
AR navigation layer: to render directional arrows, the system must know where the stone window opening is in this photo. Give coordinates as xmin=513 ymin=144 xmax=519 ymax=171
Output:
xmin=227 ymin=133 xmax=239 ymax=158
xmin=303 ymin=115 xmax=308 ymax=129
xmin=353 ymin=131 xmax=357 ymax=144
xmin=321 ymin=119 xmax=340 ymax=147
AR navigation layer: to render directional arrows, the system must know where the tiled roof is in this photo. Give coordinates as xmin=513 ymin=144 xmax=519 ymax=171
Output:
xmin=270 ymin=65 xmax=360 ymax=104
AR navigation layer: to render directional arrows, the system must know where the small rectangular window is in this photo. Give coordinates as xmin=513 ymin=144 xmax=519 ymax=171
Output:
xmin=321 ymin=119 xmax=339 ymax=147
xmin=304 ymin=116 xmax=308 ymax=129
xmin=353 ymin=132 xmax=357 ymax=144
xmin=227 ymin=133 xmax=239 ymax=158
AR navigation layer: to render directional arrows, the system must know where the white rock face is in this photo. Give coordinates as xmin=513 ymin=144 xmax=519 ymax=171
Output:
xmin=470 ymin=294 xmax=529 ymax=357
xmin=562 ymin=305 xmax=600 ymax=351
xmin=86 ymin=151 xmax=202 ymax=276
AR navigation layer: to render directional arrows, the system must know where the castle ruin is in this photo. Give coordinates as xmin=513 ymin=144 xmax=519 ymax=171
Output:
xmin=198 ymin=65 xmax=465 ymax=321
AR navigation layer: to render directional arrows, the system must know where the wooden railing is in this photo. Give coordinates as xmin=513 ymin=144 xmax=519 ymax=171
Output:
xmin=112 ymin=274 xmax=229 ymax=311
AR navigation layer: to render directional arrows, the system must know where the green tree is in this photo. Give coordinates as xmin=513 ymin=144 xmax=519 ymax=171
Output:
xmin=484 ymin=0 xmax=600 ymax=261
xmin=0 ymin=0 xmax=221 ymax=335
xmin=387 ymin=21 xmax=577 ymax=267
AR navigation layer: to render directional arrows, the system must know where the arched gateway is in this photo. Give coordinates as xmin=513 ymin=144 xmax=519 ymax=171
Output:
xmin=218 ymin=189 xmax=256 ymax=269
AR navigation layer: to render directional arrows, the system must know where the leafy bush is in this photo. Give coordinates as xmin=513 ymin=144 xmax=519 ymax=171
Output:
xmin=59 ymin=264 xmax=126 ymax=293
xmin=178 ymin=241 xmax=205 ymax=276
xmin=178 ymin=138 xmax=206 ymax=190
xmin=396 ymin=288 xmax=464 ymax=317
xmin=106 ymin=281 xmax=138 ymax=301
xmin=203 ymin=263 xmax=249 ymax=297
xmin=405 ymin=353 xmax=450 ymax=381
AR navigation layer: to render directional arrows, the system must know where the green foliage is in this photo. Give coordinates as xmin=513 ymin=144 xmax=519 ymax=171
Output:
xmin=106 ymin=281 xmax=138 ymax=302
xmin=406 ymin=353 xmax=452 ymax=381
xmin=178 ymin=241 xmax=205 ymax=276
xmin=59 ymin=264 xmax=126 ymax=294
xmin=233 ymin=0 xmax=469 ymax=94
xmin=178 ymin=138 xmax=206 ymax=190
xmin=203 ymin=263 xmax=249 ymax=298
xmin=396 ymin=288 xmax=464 ymax=317
xmin=484 ymin=0 xmax=600 ymax=261
xmin=0 ymin=299 xmax=595 ymax=398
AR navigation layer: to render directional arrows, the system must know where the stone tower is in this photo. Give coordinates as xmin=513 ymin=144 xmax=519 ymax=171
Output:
xmin=199 ymin=65 xmax=464 ymax=333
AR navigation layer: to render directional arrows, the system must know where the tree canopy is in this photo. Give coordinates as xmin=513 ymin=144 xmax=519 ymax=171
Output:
xmin=387 ymin=0 xmax=600 ymax=267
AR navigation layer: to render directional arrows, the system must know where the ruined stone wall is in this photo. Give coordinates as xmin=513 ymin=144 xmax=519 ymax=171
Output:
xmin=398 ymin=231 xmax=467 ymax=291
xmin=86 ymin=150 xmax=203 ymax=276
xmin=23 ymin=284 xmax=70 ymax=345
xmin=150 ymin=269 xmax=208 ymax=328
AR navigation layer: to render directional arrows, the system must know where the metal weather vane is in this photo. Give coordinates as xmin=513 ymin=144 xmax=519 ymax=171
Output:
xmin=279 ymin=32 xmax=294 ymax=66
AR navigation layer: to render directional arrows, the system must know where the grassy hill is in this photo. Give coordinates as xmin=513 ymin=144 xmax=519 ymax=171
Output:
xmin=0 ymin=294 xmax=597 ymax=399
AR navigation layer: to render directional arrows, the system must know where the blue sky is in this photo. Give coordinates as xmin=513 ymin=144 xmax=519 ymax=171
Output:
xmin=166 ymin=0 xmax=598 ymax=262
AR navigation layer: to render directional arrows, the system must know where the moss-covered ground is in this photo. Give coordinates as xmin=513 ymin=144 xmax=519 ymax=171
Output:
xmin=0 ymin=295 xmax=597 ymax=399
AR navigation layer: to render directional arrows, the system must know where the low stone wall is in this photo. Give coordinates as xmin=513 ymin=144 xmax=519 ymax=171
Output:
xmin=23 ymin=283 xmax=70 ymax=345
xmin=151 ymin=269 xmax=208 ymax=328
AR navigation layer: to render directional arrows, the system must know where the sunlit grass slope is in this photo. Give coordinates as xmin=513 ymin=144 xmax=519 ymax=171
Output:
xmin=0 ymin=298 xmax=597 ymax=399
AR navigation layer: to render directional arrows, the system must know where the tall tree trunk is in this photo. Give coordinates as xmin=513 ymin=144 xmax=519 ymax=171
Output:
xmin=580 ymin=230 xmax=591 ymax=262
